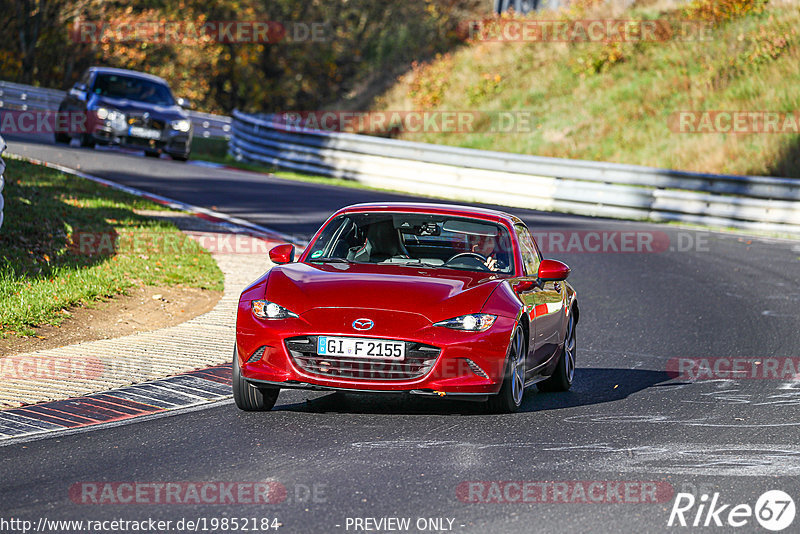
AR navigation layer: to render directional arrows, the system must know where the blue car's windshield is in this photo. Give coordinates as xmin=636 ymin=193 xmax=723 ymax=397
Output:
xmin=92 ymin=74 xmax=175 ymax=106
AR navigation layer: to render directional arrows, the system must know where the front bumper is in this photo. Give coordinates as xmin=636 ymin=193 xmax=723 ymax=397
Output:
xmin=90 ymin=120 xmax=191 ymax=156
xmin=236 ymin=305 xmax=516 ymax=396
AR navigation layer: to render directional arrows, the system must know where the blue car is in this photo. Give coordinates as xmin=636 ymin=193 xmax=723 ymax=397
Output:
xmin=55 ymin=67 xmax=193 ymax=161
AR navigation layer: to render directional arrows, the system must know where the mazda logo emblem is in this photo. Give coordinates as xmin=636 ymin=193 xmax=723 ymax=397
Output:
xmin=352 ymin=319 xmax=374 ymax=331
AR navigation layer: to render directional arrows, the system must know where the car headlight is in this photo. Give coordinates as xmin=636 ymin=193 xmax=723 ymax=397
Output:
xmin=251 ymin=300 xmax=298 ymax=320
xmin=170 ymin=119 xmax=191 ymax=132
xmin=433 ymin=314 xmax=497 ymax=332
xmin=95 ymin=107 xmax=125 ymax=127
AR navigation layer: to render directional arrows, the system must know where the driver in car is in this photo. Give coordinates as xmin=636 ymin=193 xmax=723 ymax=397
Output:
xmin=468 ymin=233 xmax=508 ymax=272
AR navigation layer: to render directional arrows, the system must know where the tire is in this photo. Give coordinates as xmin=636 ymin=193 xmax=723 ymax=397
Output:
xmin=54 ymin=131 xmax=70 ymax=144
xmin=538 ymin=311 xmax=576 ymax=392
xmin=80 ymin=134 xmax=96 ymax=148
xmin=487 ymin=324 xmax=526 ymax=413
xmin=232 ymin=348 xmax=279 ymax=411
xmin=145 ymin=150 xmax=160 ymax=158
xmin=171 ymin=155 xmax=189 ymax=162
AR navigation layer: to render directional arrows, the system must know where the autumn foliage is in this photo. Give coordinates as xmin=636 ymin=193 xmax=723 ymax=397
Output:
xmin=1 ymin=0 xmax=485 ymax=114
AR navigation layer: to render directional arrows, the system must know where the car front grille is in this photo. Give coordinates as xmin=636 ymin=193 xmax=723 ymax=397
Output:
xmin=127 ymin=115 xmax=165 ymax=130
xmin=285 ymin=336 xmax=440 ymax=381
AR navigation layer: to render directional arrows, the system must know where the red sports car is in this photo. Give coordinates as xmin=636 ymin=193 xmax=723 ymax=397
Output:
xmin=234 ymin=203 xmax=578 ymax=413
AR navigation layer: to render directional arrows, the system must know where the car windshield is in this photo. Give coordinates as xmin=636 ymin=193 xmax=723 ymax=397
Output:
xmin=305 ymin=212 xmax=514 ymax=274
xmin=92 ymin=73 xmax=175 ymax=106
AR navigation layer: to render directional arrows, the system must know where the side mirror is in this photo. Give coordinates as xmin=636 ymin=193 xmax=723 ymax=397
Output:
xmin=176 ymin=97 xmax=194 ymax=109
xmin=74 ymin=83 xmax=87 ymax=92
xmin=537 ymin=259 xmax=570 ymax=282
xmin=269 ymin=244 xmax=295 ymax=265
xmin=513 ymin=280 xmax=536 ymax=293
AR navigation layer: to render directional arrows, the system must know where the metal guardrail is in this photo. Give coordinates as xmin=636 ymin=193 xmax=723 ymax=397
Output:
xmin=0 ymin=80 xmax=231 ymax=139
xmin=0 ymin=134 xmax=6 ymax=230
xmin=229 ymin=110 xmax=800 ymax=234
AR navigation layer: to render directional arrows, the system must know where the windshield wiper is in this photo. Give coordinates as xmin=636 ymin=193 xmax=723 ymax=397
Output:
xmin=397 ymin=260 xmax=440 ymax=268
xmin=308 ymin=257 xmax=352 ymax=263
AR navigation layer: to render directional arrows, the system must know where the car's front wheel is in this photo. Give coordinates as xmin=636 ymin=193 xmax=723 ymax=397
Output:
xmin=538 ymin=311 xmax=576 ymax=392
xmin=487 ymin=324 xmax=526 ymax=413
xmin=232 ymin=348 xmax=280 ymax=411
xmin=54 ymin=131 xmax=70 ymax=144
xmin=80 ymin=134 xmax=95 ymax=148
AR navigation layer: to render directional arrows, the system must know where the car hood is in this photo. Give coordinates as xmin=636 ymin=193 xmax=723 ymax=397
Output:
xmin=264 ymin=262 xmax=505 ymax=322
xmin=88 ymin=95 xmax=188 ymax=120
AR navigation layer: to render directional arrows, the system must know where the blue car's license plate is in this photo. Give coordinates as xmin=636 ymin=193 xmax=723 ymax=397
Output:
xmin=128 ymin=126 xmax=161 ymax=140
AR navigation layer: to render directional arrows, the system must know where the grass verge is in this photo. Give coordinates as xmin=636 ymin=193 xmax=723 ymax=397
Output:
xmin=0 ymin=159 xmax=224 ymax=337
xmin=373 ymin=0 xmax=800 ymax=177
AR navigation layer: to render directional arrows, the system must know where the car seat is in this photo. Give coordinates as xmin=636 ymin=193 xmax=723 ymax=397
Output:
xmin=349 ymin=220 xmax=410 ymax=263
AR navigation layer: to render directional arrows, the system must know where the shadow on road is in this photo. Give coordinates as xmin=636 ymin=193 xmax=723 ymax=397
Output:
xmin=272 ymin=367 xmax=673 ymax=416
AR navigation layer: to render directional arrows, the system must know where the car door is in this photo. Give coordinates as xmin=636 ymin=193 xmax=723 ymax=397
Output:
xmin=514 ymin=224 xmax=565 ymax=377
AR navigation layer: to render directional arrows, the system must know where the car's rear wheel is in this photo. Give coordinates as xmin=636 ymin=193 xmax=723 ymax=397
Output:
xmin=232 ymin=348 xmax=280 ymax=411
xmin=144 ymin=150 xmax=160 ymax=158
xmin=487 ymin=324 xmax=526 ymax=413
xmin=538 ymin=311 xmax=576 ymax=392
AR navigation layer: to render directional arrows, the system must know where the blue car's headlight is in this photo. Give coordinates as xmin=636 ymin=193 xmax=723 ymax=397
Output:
xmin=95 ymin=107 xmax=126 ymax=128
xmin=433 ymin=314 xmax=497 ymax=332
xmin=170 ymin=119 xmax=191 ymax=132
xmin=251 ymin=300 xmax=298 ymax=320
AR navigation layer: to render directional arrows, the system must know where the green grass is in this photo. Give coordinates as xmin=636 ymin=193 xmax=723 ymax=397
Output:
xmin=0 ymin=159 xmax=224 ymax=336
xmin=191 ymin=137 xmax=230 ymax=161
xmin=374 ymin=1 xmax=800 ymax=177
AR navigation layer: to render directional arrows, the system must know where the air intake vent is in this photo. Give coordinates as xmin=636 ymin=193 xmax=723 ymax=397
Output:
xmin=285 ymin=337 xmax=441 ymax=381
xmin=247 ymin=346 xmax=266 ymax=363
xmin=465 ymin=358 xmax=489 ymax=378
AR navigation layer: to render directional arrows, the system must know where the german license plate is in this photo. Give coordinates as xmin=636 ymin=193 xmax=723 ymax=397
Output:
xmin=129 ymin=126 xmax=161 ymax=140
xmin=317 ymin=337 xmax=405 ymax=361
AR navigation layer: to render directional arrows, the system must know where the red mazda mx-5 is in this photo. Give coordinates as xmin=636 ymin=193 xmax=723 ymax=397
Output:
xmin=234 ymin=203 xmax=578 ymax=413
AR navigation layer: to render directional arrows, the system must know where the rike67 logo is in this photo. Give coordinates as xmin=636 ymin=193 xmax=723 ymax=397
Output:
xmin=668 ymin=490 xmax=795 ymax=531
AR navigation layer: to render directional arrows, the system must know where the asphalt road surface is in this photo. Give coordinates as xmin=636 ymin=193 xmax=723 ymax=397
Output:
xmin=2 ymin=134 xmax=800 ymax=533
